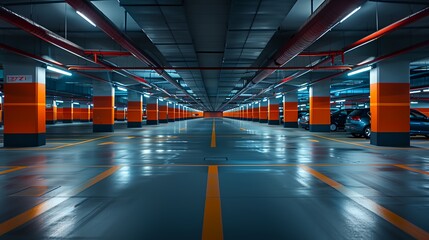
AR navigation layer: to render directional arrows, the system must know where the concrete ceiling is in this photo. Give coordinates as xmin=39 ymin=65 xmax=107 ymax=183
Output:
xmin=0 ymin=0 xmax=429 ymax=111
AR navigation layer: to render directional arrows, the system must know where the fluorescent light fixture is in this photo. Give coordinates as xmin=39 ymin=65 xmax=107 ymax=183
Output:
xmin=90 ymin=104 xmax=94 ymax=107
xmin=335 ymin=99 xmax=346 ymax=103
xmin=168 ymin=101 xmax=172 ymax=104
xmin=56 ymin=100 xmax=64 ymax=103
xmin=358 ymin=104 xmax=364 ymax=107
xmin=226 ymin=97 xmax=231 ymax=100
xmin=76 ymin=11 xmax=96 ymax=27
xmin=159 ymin=98 xmax=164 ymax=101
xmin=411 ymin=101 xmax=418 ymax=104
xmin=117 ymin=86 xmax=127 ymax=92
xmin=275 ymin=94 xmax=283 ymax=99
xmin=410 ymin=90 xmax=421 ymax=94
xmin=262 ymin=98 xmax=268 ymax=102
xmin=340 ymin=6 xmax=361 ymax=23
xmin=72 ymin=102 xmax=79 ymax=105
xmin=336 ymin=105 xmax=342 ymax=108
xmin=423 ymin=89 xmax=429 ymax=92
xmin=298 ymin=87 xmax=307 ymax=92
xmin=347 ymin=66 xmax=371 ymax=76
xmin=330 ymin=101 xmax=334 ymax=103
xmin=299 ymin=104 xmax=306 ymax=107
xmin=143 ymin=94 xmax=150 ymax=98
xmin=47 ymin=66 xmax=72 ymax=76
xmin=240 ymin=93 xmax=252 ymax=97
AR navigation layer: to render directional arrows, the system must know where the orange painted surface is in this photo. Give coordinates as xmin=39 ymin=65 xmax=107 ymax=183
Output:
xmin=80 ymin=108 xmax=91 ymax=121
xmin=268 ymin=104 xmax=279 ymax=121
xmin=4 ymin=83 xmax=45 ymax=134
xmin=370 ymin=83 xmax=409 ymax=132
xmin=90 ymin=108 xmax=93 ymax=121
xmin=175 ymin=107 xmax=180 ymax=120
xmin=147 ymin=103 xmax=158 ymax=121
xmin=159 ymin=105 xmax=168 ymax=120
xmin=46 ymin=106 xmax=57 ymax=122
xmin=309 ymin=96 xmax=330 ymax=125
xmin=57 ymin=108 xmax=63 ymax=121
xmin=168 ymin=107 xmax=175 ymax=120
xmin=0 ymin=103 xmax=3 ymax=123
xmin=115 ymin=109 xmax=126 ymax=120
xmin=259 ymin=106 xmax=268 ymax=120
xmin=93 ymin=96 xmax=114 ymax=125
xmin=414 ymin=108 xmax=429 ymax=116
xmin=128 ymin=101 xmax=142 ymax=122
xmin=63 ymin=107 xmax=73 ymax=121
xmin=204 ymin=112 xmax=223 ymax=118
xmin=252 ymin=107 xmax=258 ymax=119
xmin=284 ymin=102 xmax=298 ymax=122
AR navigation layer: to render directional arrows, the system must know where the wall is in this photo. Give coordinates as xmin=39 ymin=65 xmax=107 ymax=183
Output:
xmin=204 ymin=111 xmax=223 ymax=118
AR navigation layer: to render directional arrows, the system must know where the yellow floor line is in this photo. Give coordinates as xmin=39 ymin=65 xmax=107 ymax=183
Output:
xmin=202 ymin=166 xmax=223 ymax=240
xmin=300 ymin=165 xmax=429 ymax=240
xmin=394 ymin=164 xmax=429 ymax=176
xmin=0 ymin=166 xmax=26 ymax=175
xmin=0 ymin=166 xmax=121 ymax=236
xmin=52 ymin=135 xmax=112 ymax=150
xmin=211 ymin=120 xmax=216 ymax=148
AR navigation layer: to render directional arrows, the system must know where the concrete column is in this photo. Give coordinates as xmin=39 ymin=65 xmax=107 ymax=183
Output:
xmin=4 ymin=65 xmax=46 ymax=147
xmin=146 ymin=97 xmax=158 ymax=125
xmin=175 ymin=104 xmax=180 ymax=121
xmin=80 ymin=103 xmax=91 ymax=122
xmin=268 ymin=98 xmax=280 ymax=125
xmin=168 ymin=102 xmax=175 ymax=122
xmin=0 ymin=95 xmax=3 ymax=127
xmin=283 ymin=92 xmax=298 ymax=128
xmin=127 ymin=91 xmax=143 ymax=128
xmin=46 ymin=98 xmax=57 ymax=124
xmin=63 ymin=101 xmax=73 ymax=123
xmin=370 ymin=61 xmax=410 ymax=147
xmin=252 ymin=103 xmax=259 ymax=121
xmin=115 ymin=107 xmax=126 ymax=121
xmin=309 ymin=80 xmax=330 ymax=132
xmin=93 ymin=82 xmax=115 ymax=132
xmin=159 ymin=100 xmax=168 ymax=123
xmin=259 ymin=100 xmax=268 ymax=123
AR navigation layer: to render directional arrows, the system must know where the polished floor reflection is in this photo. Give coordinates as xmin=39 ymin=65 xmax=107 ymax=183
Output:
xmin=0 ymin=118 xmax=429 ymax=239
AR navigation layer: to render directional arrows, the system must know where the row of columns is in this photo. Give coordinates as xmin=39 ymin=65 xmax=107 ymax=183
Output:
xmin=224 ymin=60 xmax=411 ymax=147
xmin=1 ymin=64 xmax=202 ymax=147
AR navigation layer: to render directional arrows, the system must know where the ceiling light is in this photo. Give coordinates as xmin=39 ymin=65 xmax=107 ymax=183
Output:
xmin=423 ymin=89 xmax=429 ymax=92
xmin=72 ymin=102 xmax=79 ymax=105
xmin=298 ymin=87 xmax=307 ymax=92
xmin=411 ymin=101 xmax=419 ymax=104
xmin=47 ymin=66 xmax=72 ymax=76
xmin=143 ymin=94 xmax=150 ymax=98
xmin=347 ymin=66 xmax=372 ymax=76
xmin=335 ymin=99 xmax=346 ymax=103
xmin=240 ymin=93 xmax=252 ymax=97
xmin=117 ymin=86 xmax=127 ymax=92
xmin=262 ymin=98 xmax=268 ymax=102
xmin=340 ymin=6 xmax=361 ymax=23
xmin=76 ymin=11 xmax=96 ymax=27
xmin=410 ymin=90 xmax=421 ymax=94
xmin=56 ymin=100 xmax=64 ymax=103
xmin=275 ymin=94 xmax=283 ymax=98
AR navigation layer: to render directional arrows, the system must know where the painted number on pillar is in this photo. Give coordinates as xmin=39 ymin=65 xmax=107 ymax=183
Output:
xmin=6 ymin=75 xmax=33 ymax=83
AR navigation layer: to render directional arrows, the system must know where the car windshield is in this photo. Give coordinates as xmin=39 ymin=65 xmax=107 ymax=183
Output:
xmin=411 ymin=110 xmax=427 ymax=120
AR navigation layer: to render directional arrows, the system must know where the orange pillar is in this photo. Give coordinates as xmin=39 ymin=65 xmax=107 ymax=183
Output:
xmin=283 ymin=92 xmax=298 ymax=128
xmin=175 ymin=104 xmax=180 ymax=121
xmin=46 ymin=98 xmax=57 ymax=124
xmin=0 ymin=96 xmax=3 ymax=127
xmin=168 ymin=102 xmax=175 ymax=122
xmin=259 ymin=100 xmax=268 ymax=123
xmin=159 ymin=100 xmax=168 ymax=123
xmin=115 ymin=108 xmax=126 ymax=121
xmin=93 ymin=82 xmax=115 ymax=132
xmin=127 ymin=92 xmax=143 ymax=128
xmin=268 ymin=98 xmax=280 ymax=125
xmin=309 ymin=80 xmax=330 ymax=132
xmin=80 ymin=104 xmax=91 ymax=122
xmin=62 ymin=101 xmax=73 ymax=123
xmin=370 ymin=61 xmax=410 ymax=147
xmin=252 ymin=103 xmax=258 ymax=122
xmin=146 ymin=97 xmax=158 ymax=125
xmin=4 ymin=65 xmax=46 ymax=147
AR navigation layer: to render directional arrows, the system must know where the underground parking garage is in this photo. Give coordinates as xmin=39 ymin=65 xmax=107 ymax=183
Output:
xmin=1 ymin=0 xmax=429 ymax=239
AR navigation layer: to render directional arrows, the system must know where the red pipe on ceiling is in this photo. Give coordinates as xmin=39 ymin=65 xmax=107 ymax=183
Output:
xmin=84 ymin=50 xmax=132 ymax=56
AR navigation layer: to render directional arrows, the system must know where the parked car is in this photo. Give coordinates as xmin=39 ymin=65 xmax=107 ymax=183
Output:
xmin=345 ymin=108 xmax=371 ymax=138
xmin=345 ymin=108 xmax=429 ymax=138
xmin=299 ymin=109 xmax=352 ymax=131
xmin=330 ymin=109 xmax=354 ymax=131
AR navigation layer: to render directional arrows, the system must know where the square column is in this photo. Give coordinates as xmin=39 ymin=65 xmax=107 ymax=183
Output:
xmin=175 ymin=104 xmax=180 ymax=121
xmin=115 ymin=107 xmax=126 ymax=121
xmin=252 ymin=103 xmax=259 ymax=121
xmin=80 ymin=103 xmax=91 ymax=122
xmin=259 ymin=100 xmax=268 ymax=123
xmin=370 ymin=61 xmax=410 ymax=147
xmin=159 ymin=100 xmax=168 ymax=123
xmin=4 ymin=65 xmax=46 ymax=147
xmin=127 ymin=91 xmax=143 ymax=128
xmin=63 ymin=101 xmax=73 ymax=123
xmin=309 ymin=80 xmax=331 ymax=132
xmin=93 ymin=82 xmax=115 ymax=132
xmin=46 ymin=98 xmax=57 ymax=124
xmin=268 ymin=98 xmax=280 ymax=125
xmin=168 ymin=102 xmax=175 ymax=122
xmin=0 ymin=96 xmax=3 ymax=127
xmin=283 ymin=92 xmax=298 ymax=128
xmin=146 ymin=97 xmax=158 ymax=125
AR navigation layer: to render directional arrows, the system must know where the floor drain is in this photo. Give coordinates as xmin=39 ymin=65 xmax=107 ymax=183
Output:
xmin=204 ymin=157 xmax=228 ymax=161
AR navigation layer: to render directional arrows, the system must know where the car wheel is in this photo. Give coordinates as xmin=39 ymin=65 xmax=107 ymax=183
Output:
xmin=425 ymin=135 xmax=429 ymax=139
xmin=363 ymin=126 xmax=371 ymax=139
xmin=351 ymin=133 xmax=362 ymax=138
xmin=330 ymin=123 xmax=337 ymax=132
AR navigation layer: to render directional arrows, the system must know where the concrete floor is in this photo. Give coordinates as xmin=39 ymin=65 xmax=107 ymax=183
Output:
xmin=0 ymin=118 xmax=429 ymax=239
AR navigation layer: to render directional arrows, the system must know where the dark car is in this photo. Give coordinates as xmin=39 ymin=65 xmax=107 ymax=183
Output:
xmin=330 ymin=109 xmax=354 ymax=131
xmin=298 ymin=112 xmax=309 ymax=130
xmin=345 ymin=108 xmax=429 ymax=138
xmin=345 ymin=108 xmax=371 ymax=138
